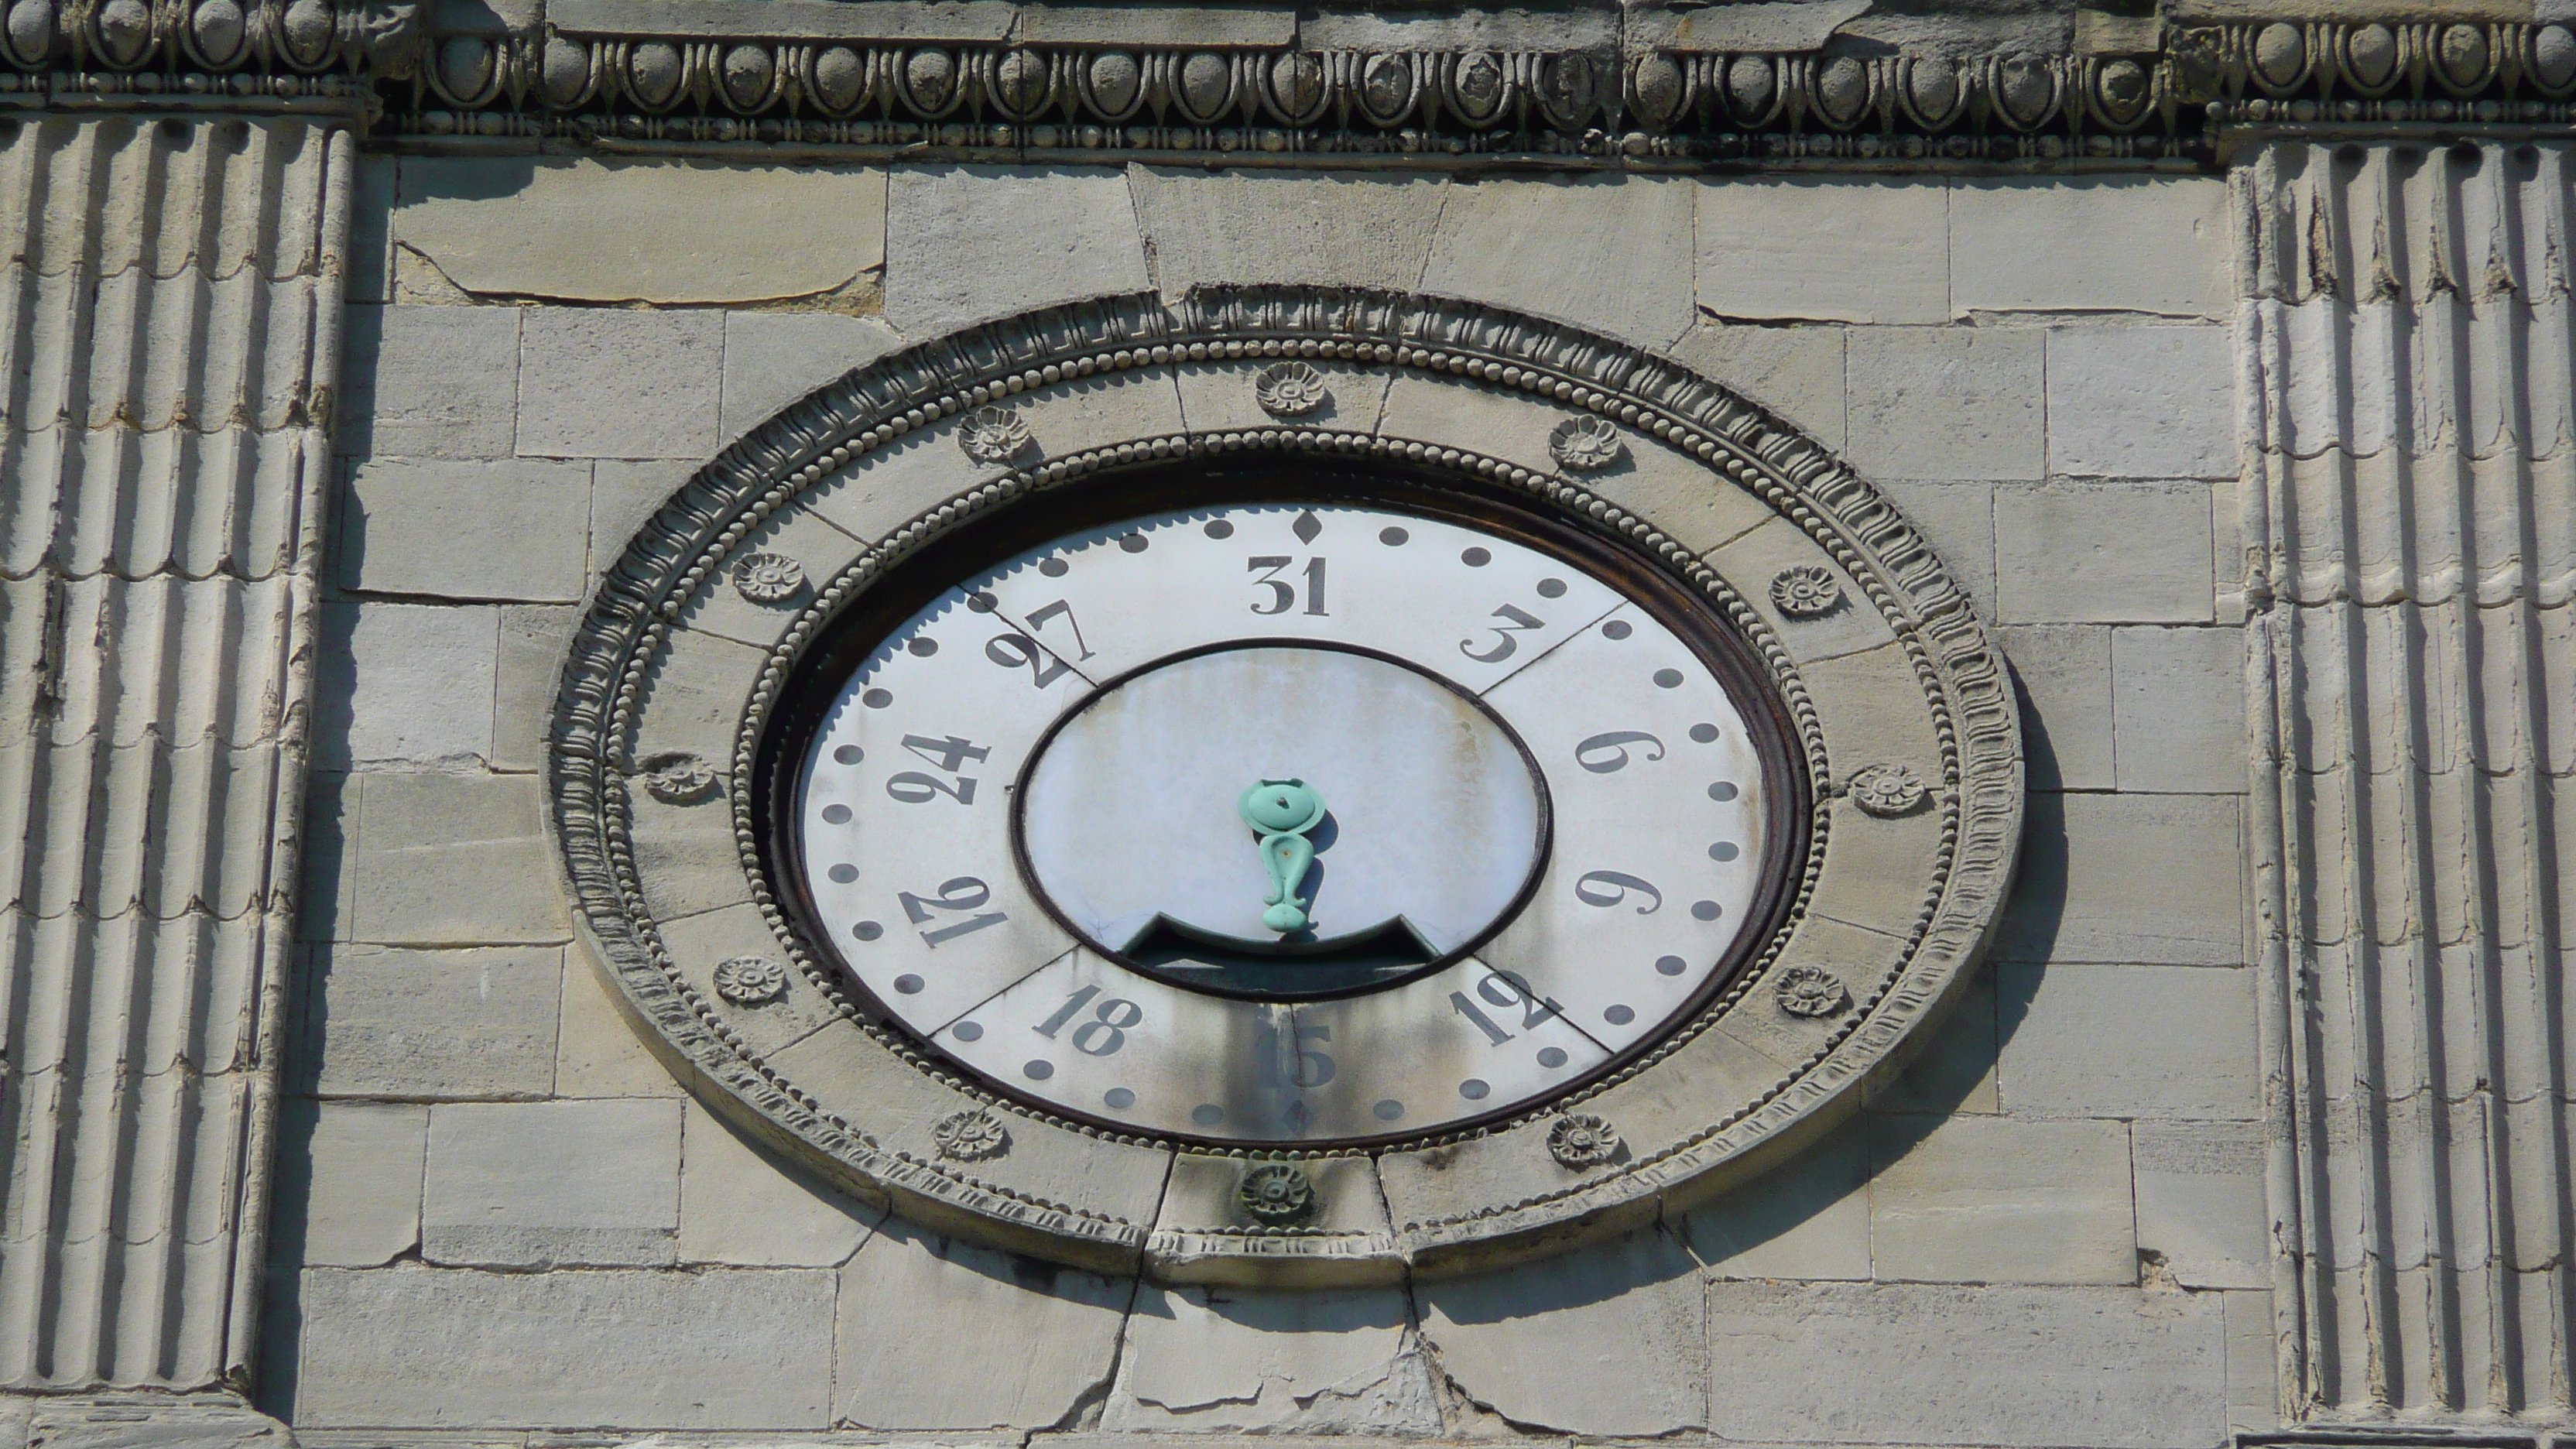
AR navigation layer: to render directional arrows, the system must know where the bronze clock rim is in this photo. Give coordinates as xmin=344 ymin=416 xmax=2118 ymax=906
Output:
xmin=749 ymin=456 xmax=1814 ymax=1152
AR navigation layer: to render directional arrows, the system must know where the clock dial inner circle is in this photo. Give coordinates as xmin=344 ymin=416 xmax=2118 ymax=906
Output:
xmin=1018 ymin=644 xmax=1547 ymax=999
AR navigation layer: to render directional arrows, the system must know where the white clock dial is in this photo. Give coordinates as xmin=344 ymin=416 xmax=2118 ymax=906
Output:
xmin=790 ymin=499 xmax=1789 ymax=1145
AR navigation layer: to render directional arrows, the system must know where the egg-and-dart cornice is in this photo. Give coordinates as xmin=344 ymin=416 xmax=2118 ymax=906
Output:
xmin=13 ymin=0 xmax=2576 ymax=169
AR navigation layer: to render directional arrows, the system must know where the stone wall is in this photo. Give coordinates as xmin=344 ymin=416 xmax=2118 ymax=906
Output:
xmin=259 ymin=157 xmax=2259 ymax=1444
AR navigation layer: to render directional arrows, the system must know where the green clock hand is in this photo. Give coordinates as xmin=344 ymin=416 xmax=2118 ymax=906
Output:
xmin=1238 ymin=779 xmax=1325 ymax=933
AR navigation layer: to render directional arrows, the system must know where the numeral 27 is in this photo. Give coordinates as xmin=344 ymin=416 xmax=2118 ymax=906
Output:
xmin=899 ymin=875 xmax=1006 ymax=946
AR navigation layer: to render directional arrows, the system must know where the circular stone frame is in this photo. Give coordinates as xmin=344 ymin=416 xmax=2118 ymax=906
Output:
xmin=547 ymin=287 xmax=2024 ymax=1285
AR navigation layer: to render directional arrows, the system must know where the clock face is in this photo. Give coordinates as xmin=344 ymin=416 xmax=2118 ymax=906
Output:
xmin=777 ymin=491 xmax=1798 ymax=1146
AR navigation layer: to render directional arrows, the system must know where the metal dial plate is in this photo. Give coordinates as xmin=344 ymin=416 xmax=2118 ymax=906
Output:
xmin=790 ymin=502 xmax=1779 ymax=1145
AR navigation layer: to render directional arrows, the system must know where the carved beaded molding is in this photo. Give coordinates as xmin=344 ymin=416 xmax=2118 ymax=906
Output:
xmin=548 ymin=286 xmax=2022 ymax=1277
xmin=362 ymin=10 xmax=2576 ymax=164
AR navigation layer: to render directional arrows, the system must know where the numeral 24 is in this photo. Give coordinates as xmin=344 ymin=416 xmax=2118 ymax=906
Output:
xmin=886 ymin=733 xmax=989 ymax=805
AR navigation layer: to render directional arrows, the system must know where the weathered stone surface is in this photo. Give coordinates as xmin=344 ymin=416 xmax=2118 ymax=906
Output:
xmin=341 ymin=459 xmax=590 ymax=603
xmin=1705 ymin=1281 xmax=2227 ymax=1447
xmin=834 ymin=1217 xmax=1134 ymax=1430
xmin=884 ymin=166 xmax=1149 ymax=335
xmin=517 ymin=308 xmax=727 ymax=460
xmin=1995 ymin=481 xmax=2217 ymax=624
xmin=1847 ymin=326 xmax=2046 ymax=481
xmin=1667 ymin=322 xmax=1848 ymax=451
xmin=297 ymin=1265 xmax=835 ymax=1427
xmin=1999 ymin=962 xmax=2260 ymax=1120
xmin=2135 ymin=1121 xmax=2269 ymax=1290
xmin=397 ymin=159 xmax=886 ymax=305
xmin=1421 ymin=176 xmax=1695 ymax=348
xmin=721 ymin=311 xmax=903 ymax=439
xmin=1951 ymin=176 xmax=2232 ymax=320
xmin=2048 ymin=325 xmax=2238 ymax=480
xmin=337 ymin=304 xmax=520 ymax=459
xmin=492 ymin=605 xmax=578 ymax=773
xmin=1697 ymin=179 xmax=1947 ymax=324
xmin=1685 ymin=1117 xmax=1872 ymax=1281
xmin=314 ymin=602 xmax=498 ymax=769
xmin=351 ymin=772 xmax=573 ymax=945
xmin=554 ymin=952 xmax=685 ymax=1099
xmin=591 ymin=458 xmax=696 ymax=577
xmin=679 ymin=1101 xmax=879 ymax=1267
xmin=297 ymin=773 xmax=354 ymax=943
xmin=276 ymin=1100 xmax=426 ymax=1267
xmin=423 ymin=1099 xmax=682 ymax=1268
xmin=1865 ymin=966 xmax=2000 ymax=1115
xmin=1868 ymin=1115 xmax=2136 ymax=1285
xmin=26 ymin=1403 xmax=295 ymax=1449
xmin=1107 ymin=1285 xmax=1437 ymax=1433
xmin=2223 ymin=1288 xmax=2274 ymax=1431
xmin=1418 ymin=1227 xmax=1708 ymax=1434
xmin=1998 ymin=792 xmax=2245 ymax=966
xmin=2113 ymin=625 xmax=2247 ymax=793
xmin=349 ymin=153 xmax=394 ymax=304
xmin=1708 ymin=517 xmax=1899 ymax=664
xmin=1132 ymin=167 xmax=1446 ymax=296
xmin=1874 ymin=478 xmax=1996 ymax=622
xmin=302 ymin=944 xmax=561 ymax=1099
xmin=1999 ymin=623 xmax=2115 ymax=791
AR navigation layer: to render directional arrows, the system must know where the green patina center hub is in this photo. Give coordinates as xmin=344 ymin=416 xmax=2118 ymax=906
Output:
xmin=1238 ymin=779 xmax=1326 ymax=933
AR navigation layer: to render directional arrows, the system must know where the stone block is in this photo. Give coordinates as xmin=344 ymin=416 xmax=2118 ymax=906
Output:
xmin=302 ymin=944 xmax=561 ymax=1099
xmin=2135 ymin=1121 xmax=2269 ymax=1290
xmin=351 ymin=771 xmax=572 ymax=945
xmin=1865 ymin=965 xmax=1999 ymax=1115
xmin=591 ymin=458 xmax=696 ymax=576
xmin=1685 ymin=1117 xmax=1872 ymax=1281
xmin=678 ymin=1101 xmax=878 ymax=1267
xmin=1874 ymin=479 xmax=1995 ymax=622
xmin=1421 ymin=176 xmax=1696 ymax=348
xmin=1105 ymin=1285 xmax=1437 ymax=1433
xmin=1172 ymin=356 xmax=1392 ymax=437
xmin=1866 ymin=1115 xmax=2136 ymax=1285
xmin=492 ymin=605 xmax=577 ymax=773
xmin=1417 ymin=1227 xmax=1707 ymax=1435
xmin=834 ymin=1217 xmax=1133 ymax=1430
xmin=337 ymin=304 xmax=520 ymax=460
xmin=2224 ymin=1289 xmax=2275 ymax=1431
xmin=884 ymin=166 xmax=1149 ymax=335
xmin=555 ymin=952 xmax=685 ymax=1099
xmin=297 ymin=1265 xmax=835 ymax=1427
xmin=349 ymin=153 xmax=394 ymax=304
xmin=1995 ymin=481 xmax=2216 ymax=624
xmin=721 ymin=311 xmax=903 ymax=439
xmin=2047 ymin=326 xmax=2238 ymax=479
xmin=1131 ymin=166 xmax=1447 ymax=296
xmin=274 ymin=1100 xmax=426 ymax=1268
xmin=1951 ymin=176 xmax=2232 ymax=319
xmin=341 ymin=459 xmax=590 ymax=603
xmin=2113 ymin=625 xmax=2247 ymax=793
xmin=1997 ymin=793 xmax=2245 ymax=966
xmin=1998 ymin=962 xmax=2260 ymax=1120
xmin=313 ymin=601 xmax=496 ymax=770
xmin=1705 ymin=1281 xmax=2226 ymax=1448
xmin=298 ymin=772 xmax=354 ymax=943
xmin=423 ymin=1098 xmax=682 ymax=1267
xmin=397 ymin=158 xmax=886 ymax=305
xmin=1696 ymin=178 xmax=1948 ymax=324
xmin=1667 ymin=322 xmax=1847 ymax=452
xmin=516 ymin=308 xmax=725 ymax=460
xmin=1999 ymin=623 xmax=2115 ymax=791
xmin=1847 ymin=327 xmax=2046 ymax=481
xmin=1708 ymin=518 xmax=1900 ymax=665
